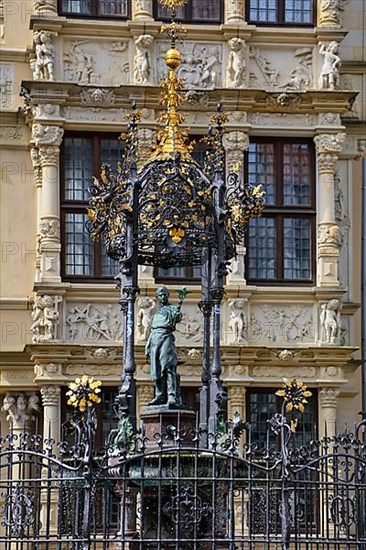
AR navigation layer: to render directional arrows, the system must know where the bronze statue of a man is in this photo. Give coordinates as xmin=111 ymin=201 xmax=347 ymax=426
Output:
xmin=145 ymin=286 xmax=187 ymax=407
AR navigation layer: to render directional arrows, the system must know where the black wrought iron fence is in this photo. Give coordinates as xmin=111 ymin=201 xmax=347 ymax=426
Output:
xmin=1 ymin=416 xmax=365 ymax=549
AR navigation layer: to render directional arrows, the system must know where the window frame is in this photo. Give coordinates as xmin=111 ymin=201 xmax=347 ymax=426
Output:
xmin=245 ymin=137 xmax=316 ymax=286
xmin=246 ymin=0 xmax=316 ymax=27
xmin=60 ymin=132 xmax=122 ymax=283
xmin=246 ymin=387 xmax=318 ymax=449
xmin=154 ymin=0 xmax=224 ymax=24
xmin=58 ymin=0 xmax=130 ymax=19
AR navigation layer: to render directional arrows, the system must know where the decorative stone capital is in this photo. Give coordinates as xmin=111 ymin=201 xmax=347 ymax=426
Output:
xmin=319 ymin=387 xmax=340 ymax=409
xmin=32 ymin=124 xmax=64 ymax=147
xmin=223 ymin=130 xmax=249 ymax=152
xmin=228 ymin=385 xmax=246 ymax=405
xmin=40 ymin=385 xmax=61 ymax=407
xmin=225 ymin=0 xmax=245 ymax=23
xmin=34 ymin=0 xmax=57 ymax=14
xmin=1 ymin=392 xmax=40 ymax=429
xmin=317 ymin=0 xmax=346 ymax=27
xmin=38 ymin=145 xmax=61 ymax=167
xmin=132 ymin=0 xmax=153 ymax=19
xmin=317 ymin=152 xmax=339 ymax=172
xmin=314 ymin=133 xmax=346 ymax=155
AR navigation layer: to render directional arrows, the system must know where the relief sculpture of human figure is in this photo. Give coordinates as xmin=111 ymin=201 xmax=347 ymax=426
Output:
xmin=146 ymin=286 xmax=188 ymax=407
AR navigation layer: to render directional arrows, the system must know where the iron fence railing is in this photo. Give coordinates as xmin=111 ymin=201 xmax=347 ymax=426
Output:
xmin=0 ymin=415 xmax=365 ymax=549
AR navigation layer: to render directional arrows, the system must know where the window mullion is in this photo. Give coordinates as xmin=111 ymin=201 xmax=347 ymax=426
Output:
xmin=279 ymin=0 xmax=285 ymax=24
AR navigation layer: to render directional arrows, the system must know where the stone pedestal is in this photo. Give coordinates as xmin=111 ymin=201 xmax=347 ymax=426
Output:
xmin=140 ymin=408 xmax=197 ymax=449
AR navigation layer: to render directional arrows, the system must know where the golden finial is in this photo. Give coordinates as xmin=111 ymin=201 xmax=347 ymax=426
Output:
xmin=159 ymin=0 xmax=188 ymax=9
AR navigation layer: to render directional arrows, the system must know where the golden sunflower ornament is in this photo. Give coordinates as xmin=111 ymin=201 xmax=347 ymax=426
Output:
xmin=276 ymin=379 xmax=312 ymax=413
xmin=66 ymin=375 xmax=102 ymax=412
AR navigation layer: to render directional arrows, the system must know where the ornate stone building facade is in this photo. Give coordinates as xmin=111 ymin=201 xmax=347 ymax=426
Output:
xmin=0 ymin=0 xmax=365 ymax=447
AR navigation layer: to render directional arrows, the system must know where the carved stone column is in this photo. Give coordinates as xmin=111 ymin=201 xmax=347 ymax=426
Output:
xmin=137 ymin=385 xmax=154 ymax=424
xmin=225 ymin=0 xmax=245 ymax=23
xmin=317 ymin=0 xmax=346 ymax=28
xmin=33 ymin=124 xmax=64 ymax=282
xmin=132 ymin=0 xmax=153 ymax=20
xmin=223 ymin=131 xmax=249 ymax=285
xmin=31 ymin=146 xmax=43 ymax=282
xmin=40 ymin=385 xmax=61 ymax=447
xmin=319 ymin=387 xmax=339 ymax=439
xmin=314 ymin=133 xmax=345 ymax=287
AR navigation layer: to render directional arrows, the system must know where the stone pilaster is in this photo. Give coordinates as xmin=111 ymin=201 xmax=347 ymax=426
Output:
xmin=314 ymin=133 xmax=346 ymax=287
xmin=34 ymin=0 xmax=57 ymax=15
xmin=225 ymin=0 xmax=245 ymax=24
xmin=317 ymin=0 xmax=346 ymax=28
xmin=33 ymin=124 xmax=64 ymax=282
xmin=132 ymin=0 xmax=153 ymax=20
xmin=319 ymin=387 xmax=340 ymax=439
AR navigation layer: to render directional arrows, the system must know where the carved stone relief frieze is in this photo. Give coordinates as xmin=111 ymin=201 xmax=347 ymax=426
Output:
xmin=251 ymin=366 xmax=317 ymax=379
xmin=0 ymin=126 xmax=25 ymax=140
xmin=175 ymin=304 xmax=204 ymax=346
xmin=280 ymin=47 xmax=313 ymax=91
xmin=157 ymin=41 xmax=223 ymax=89
xmin=318 ymin=112 xmax=342 ymax=126
xmin=250 ymin=112 xmax=313 ymax=127
xmin=62 ymin=106 xmax=126 ymax=122
xmin=0 ymin=63 xmax=14 ymax=109
xmin=246 ymin=305 xmax=315 ymax=345
xmin=65 ymin=303 xmax=123 ymax=343
xmin=81 ymin=88 xmax=116 ymax=105
xmin=248 ymin=46 xmax=279 ymax=88
xmin=33 ymin=103 xmax=61 ymax=120
xmin=63 ymin=40 xmax=129 ymax=86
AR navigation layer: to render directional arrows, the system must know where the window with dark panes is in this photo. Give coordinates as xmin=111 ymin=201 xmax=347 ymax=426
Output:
xmin=245 ymin=138 xmax=315 ymax=284
xmin=247 ymin=0 xmax=314 ymax=25
xmin=59 ymin=0 xmax=129 ymax=17
xmin=155 ymin=139 xmax=208 ymax=284
xmin=247 ymin=388 xmax=317 ymax=450
xmin=155 ymin=0 xmax=222 ymax=23
xmin=61 ymin=134 xmax=123 ymax=280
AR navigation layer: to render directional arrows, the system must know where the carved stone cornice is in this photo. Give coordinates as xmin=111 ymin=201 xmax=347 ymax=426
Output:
xmin=40 ymin=384 xmax=60 ymax=406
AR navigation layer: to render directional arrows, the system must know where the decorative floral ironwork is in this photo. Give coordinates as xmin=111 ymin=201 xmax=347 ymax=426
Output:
xmin=66 ymin=375 xmax=102 ymax=412
xmin=1 ymin=485 xmax=34 ymax=537
xmin=276 ymin=379 xmax=312 ymax=413
xmin=159 ymin=0 xmax=188 ymax=10
xmin=226 ymin=172 xmax=265 ymax=241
